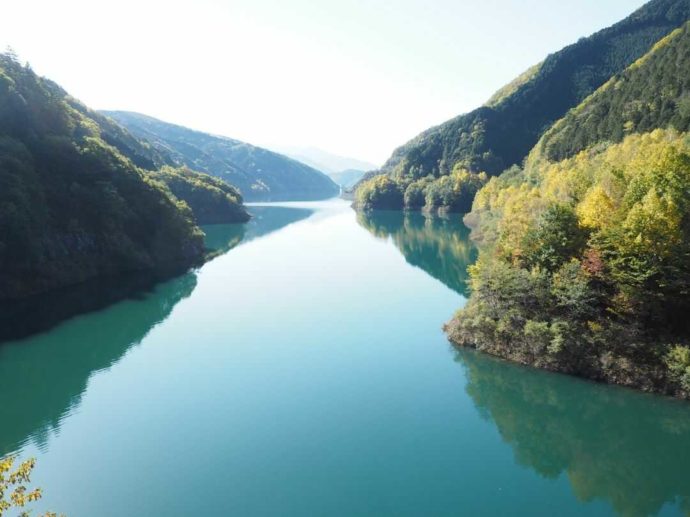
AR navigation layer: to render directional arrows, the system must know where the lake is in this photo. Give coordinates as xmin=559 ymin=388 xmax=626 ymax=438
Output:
xmin=1 ymin=199 xmax=690 ymax=516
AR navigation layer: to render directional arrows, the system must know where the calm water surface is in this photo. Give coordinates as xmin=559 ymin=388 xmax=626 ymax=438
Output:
xmin=1 ymin=200 xmax=690 ymax=516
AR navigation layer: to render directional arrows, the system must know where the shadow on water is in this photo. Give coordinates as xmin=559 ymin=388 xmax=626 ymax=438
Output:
xmin=455 ymin=348 xmax=690 ymax=517
xmin=357 ymin=210 xmax=477 ymax=296
xmin=0 ymin=270 xmax=183 ymax=343
xmin=0 ymin=272 xmax=198 ymax=457
xmin=0 ymin=205 xmax=313 ymax=343
xmin=0 ymin=204 xmax=315 ymax=458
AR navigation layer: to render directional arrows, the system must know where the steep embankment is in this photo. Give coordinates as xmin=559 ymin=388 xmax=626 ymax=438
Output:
xmin=102 ymin=111 xmax=340 ymax=201
xmin=0 ymin=55 xmax=246 ymax=300
xmin=446 ymin=24 xmax=690 ymax=399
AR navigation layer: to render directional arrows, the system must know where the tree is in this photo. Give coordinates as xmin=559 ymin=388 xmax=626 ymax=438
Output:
xmin=521 ymin=204 xmax=588 ymax=272
xmin=0 ymin=456 xmax=59 ymax=517
xmin=3 ymin=47 xmax=18 ymax=63
xmin=355 ymin=176 xmax=404 ymax=210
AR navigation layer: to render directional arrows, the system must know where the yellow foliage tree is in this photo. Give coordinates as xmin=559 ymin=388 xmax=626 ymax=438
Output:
xmin=0 ymin=456 xmax=60 ymax=517
xmin=576 ymin=185 xmax=616 ymax=229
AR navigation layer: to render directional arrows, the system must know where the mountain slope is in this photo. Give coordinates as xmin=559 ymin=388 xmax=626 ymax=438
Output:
xmin=103 ymin=111 xmax=340 ymax=201
xmin=534 ymin=22 xmax=690 ymax=162
xmin=0 ymin=55 xmax=209 ymax=299
xmin=379 ymin=0 xmax=690 ymax=180
xmin=151 ymin=167 xmax=250 ymax=225
xmin=446 ymin=23 xmax=690 ymax=398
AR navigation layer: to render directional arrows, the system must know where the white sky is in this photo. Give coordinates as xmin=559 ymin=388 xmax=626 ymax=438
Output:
xmin=1 ymin=0 xmax=646 ymax=165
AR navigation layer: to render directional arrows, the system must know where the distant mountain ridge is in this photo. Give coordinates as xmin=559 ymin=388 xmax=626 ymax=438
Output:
xmin=102 ymin=111 xmax=339 ymax=202
xmin=275 ymin=146 xmax=377 ymax=175
xmin=328 ymin=169 xmax=368 ymax=189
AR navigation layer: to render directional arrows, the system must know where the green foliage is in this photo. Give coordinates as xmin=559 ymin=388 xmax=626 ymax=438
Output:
xmin=403 ymin=176 xmax=434 ymax=210
xmin=379 ymin=0 xmax=690 ymax=180
xmin=484 ymin=62 xmax=543 ymax=108
xmin=521 ymin=204 xmax=589 ymax=272
xmin=151 ymin=167 xmax=250 ymax=225
xmin=355 ymin=175 xmax=404 ymax=210
xmin=423 ymin=169 xmax=488 ymax=213
xmin=102 ymin=111 xmax=339 ymax=201
xmin=448 ymin=130 xmax=690 ymax=398
xmin=0 ymin=53 xmax=206 ymax=300
xmin=538 ymin=22 xmax=690 ymax=161
xmin=356 ymin=169 xmax=487 ymax=213
xmin=665 ymin=345 xmax=690 ymax=391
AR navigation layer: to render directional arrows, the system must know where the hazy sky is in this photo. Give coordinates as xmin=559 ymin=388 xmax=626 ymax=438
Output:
xmin=1 ymin=0 xmax=647 ymax=164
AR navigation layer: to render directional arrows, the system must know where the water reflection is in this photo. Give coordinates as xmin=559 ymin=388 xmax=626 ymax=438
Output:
xmin=0 ymin=204 xmax=315 ymax=458
xmin=203 ymin=205 xmax=314 ymax=257
xmin=456 ymin=348 xmax=690 ymax=517
xmin=0 ymin=271 xmax=179 ymax=342
xmin=357 ymin=211 xmax=477 ymax=296
xmin=0 ymin=206 xmax=313 ymax=342
xmin=0 ymin=273 xmax=197 ymax=457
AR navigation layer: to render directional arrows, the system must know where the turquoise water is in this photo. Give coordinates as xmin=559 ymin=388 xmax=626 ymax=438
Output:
xmin=1 ymin=200 xmax=690 ymax=516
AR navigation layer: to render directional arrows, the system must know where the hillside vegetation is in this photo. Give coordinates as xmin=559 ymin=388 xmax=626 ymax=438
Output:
xmin=448 ymin=129 xmax=690 ymax=398
xmin=151 ymin=167 xmax=249 ymax=225
xmin=354 ymin=167 xmax=488 ymax=213
xmin=103 ymin=111 xmax=340 ymax=201
xmin=534 ymin=22 xmax=690 ymax=162
xmin=0 ymin=54 xmax=247 ymax=300
xmin=356 ymin=0 xmax=690 ymax=211
xmin=445 ymin=14 xmax=690 ymax=398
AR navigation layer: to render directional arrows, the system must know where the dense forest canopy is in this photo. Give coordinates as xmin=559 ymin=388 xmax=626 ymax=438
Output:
xmin=355 ymin=0 xmax=690 ymax=212
xmin=0 ymin=53 xmax=248 ymax=300
xmin=354 ymin=165 xmax=488 ymax=213
xmin=534 ymin=22 xmax=690 ymax=162
xmin=151 ymin=166 xmax=250 ymax=225
xmin=447 ymin=14 xmax=690 ymax=398
xmin=445 ymin=11 xmax=690 ymax=398
xmin=103 ymin=111 xmax=340 ymax=202
xmin=448 ymin=129 xmax=690 ymax=398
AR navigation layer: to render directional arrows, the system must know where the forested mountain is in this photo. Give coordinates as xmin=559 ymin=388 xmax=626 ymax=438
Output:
xmin=103 ymin=111 xmax=340 ymax=201
xmin=447 ymin=23 xmax=690 ymax=398
xmin=151 ymin=167 xmax=249 ymax=225
xmin=0 ymin=53 xmax=247 ymax=300
xmin=534 ymin=22 xmax=690 ymax=162
xmin=383 ymin=0 xmax=690 ymax=178
xmin=356 ymin=0 xmax=690 ymax=212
